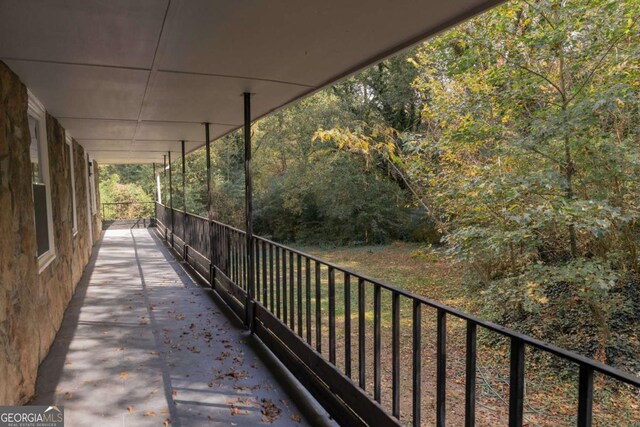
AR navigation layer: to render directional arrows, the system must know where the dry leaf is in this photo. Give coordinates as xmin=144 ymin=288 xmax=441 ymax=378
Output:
xmin=119 ymin=371 xmax=129 ymax=379
xmin=64 ymin=392 xmax=73 ymax=400
xmin=291 ymin=414 xmax=301 ymax=423
xmin=143 ymin=411 xmax=156 ymax=417
xmin=163 ymin=418 xmax=172 ymax=426
xmin=127 ymin=405 xmax=133 ymax=414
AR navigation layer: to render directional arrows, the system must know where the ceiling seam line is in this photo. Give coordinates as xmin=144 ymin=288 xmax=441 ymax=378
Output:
xmin=132 ymin=0 xmax=173 ymax=145
xmin=156 ymin=68 xmax=315 ymax=88
xmin=0 ymin=57 xmax=150 ymax=72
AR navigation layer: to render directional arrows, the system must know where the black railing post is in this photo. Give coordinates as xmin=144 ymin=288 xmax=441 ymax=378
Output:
xmin=437 ymin=309 xmax=447 ymax=427
xmin=412 ymin=300 xmax=422 ymax=427
xmin=163 ymin=154 xmax=167 ymax=201
xmin=168 ymin=150 xmax=174 ymax=247
xmin=152 ymin=162 xmax=157 ymax=223
xmin=509 ymin=337 xmax=525 ymax=427
xmin=243 ymin=92 xmax=255 ymax=331
xmin=577 ymin=366 xmax=593 ymax=427
xmin=465 ymin=320 xmax=477 ymax=427
xmin=203 ymin=122 xmax=214 ymax=285
xmin=181 ymin=140 xmax=187 ymax=259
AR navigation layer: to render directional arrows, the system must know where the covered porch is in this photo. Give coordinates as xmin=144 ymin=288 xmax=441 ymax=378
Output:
xmin=31 ymin=226 xmax=326 ymax=426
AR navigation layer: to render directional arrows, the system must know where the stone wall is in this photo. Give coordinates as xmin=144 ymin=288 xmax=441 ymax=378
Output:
xmin=0 ymin=61 xmax=100 ymax=404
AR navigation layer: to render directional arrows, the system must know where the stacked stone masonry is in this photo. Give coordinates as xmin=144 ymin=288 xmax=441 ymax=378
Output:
xmin=0 ymin=61 xmax=101 ymax=404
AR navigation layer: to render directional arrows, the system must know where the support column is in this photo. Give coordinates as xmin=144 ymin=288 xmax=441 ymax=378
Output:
xmin=153 ymin=162 xmax=157 ymax=224
xmin=181 ymin=140 xmax=187 ymax=259
xmin=163 ymin=154 xmax=167 ymax=203
xmin=203 ymin=122 xmax=214 ymax=286
xmin=156 ymin=169 xmax=162 ymax=203
xmin=243 ymin=92 xmax=255 ymax=330
xmin=163 ymin=154 xmax=167 ymax=239
xmin=168 ymin=150 xmax=174 ymax=247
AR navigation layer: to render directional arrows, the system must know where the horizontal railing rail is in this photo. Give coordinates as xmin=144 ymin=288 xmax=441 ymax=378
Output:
xmin=102 ymin=201 xmax=155 ymax=221
xmin=154 ymin=203 xmax=640 ymax=427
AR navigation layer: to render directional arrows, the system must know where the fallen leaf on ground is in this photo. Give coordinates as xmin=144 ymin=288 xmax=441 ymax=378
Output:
xmin=119 ymin=371 xmax=129 ymax=379
xmin=64 ymin=392 xmax=73 ymax=400
xmin=127 ymin=405 xmax=133 ymax=414
xmin=143 ymin=411 xmax=156 ymax=417
xmin=260 ymin=398 xmax=282 ymax=423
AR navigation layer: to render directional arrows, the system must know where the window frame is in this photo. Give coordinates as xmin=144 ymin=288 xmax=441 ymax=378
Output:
xmin=28 ymin=90 xmax=56 ymax=273
xmin=65 ymin=134 xmax=78 ymax=236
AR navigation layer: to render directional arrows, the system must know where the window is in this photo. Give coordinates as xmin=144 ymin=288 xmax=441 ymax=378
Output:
xmin=88 ymin=156 xmax=97 ymax=215
xmin=28 ymin=90 xmax=55 ymax=272
xmin=66 ymin=135 xmax=78 ymax=235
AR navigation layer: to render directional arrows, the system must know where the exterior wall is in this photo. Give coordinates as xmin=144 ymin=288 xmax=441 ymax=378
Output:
xmin=0 ymin=61 xmax=100 ymax=404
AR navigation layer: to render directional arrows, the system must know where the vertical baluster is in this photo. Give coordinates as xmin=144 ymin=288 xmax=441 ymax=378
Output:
xmin=269 ymin=244 xmax=274 ymax=312
xmin=328 ymin=266 xmax=336 ymax=365
xmin=373 ymin=284 xmax=381 ymax=402
xmin=577 ymin=365 xmax=593 ymax=427
xmin=229 ymin=232 xmax=234 ymax=282
xmin=297 ymin=254 xmax=303 ymax=336
xmin=240 ymin=236 xmax=245 ymax=289
xmin=255 ymin=240 xmax=261 ymax=302
xmin=226 ymin=227 xmax=230 ymax=277
xmin=392 ymin=292 xmax=400 ymax=418
xmin=282 ymin=250 xmax=288 ymax=324
xmin=275 ymin=247 xmax=281 ymax=319
xmin=344 ymin=273 xmax=352 ymax=378
xmin=437 ymin=309 xmax=446 ymax=427
xmin=358 ymin=278 xmax=366 ymax=390
xmin=412 ymin=300 xmax=421 ymax=427
xmin=508 ymin=337 xmax=525 ymax=427
xmin=262 ymin=241 xmax=267 ymax=304
xmin=237 ymin=235 xmax=241 ymax=285
xmin=315 ymin=261 xmax=322 ymax=353
xmin=305 ymin=258 xmax=312 ymax=344
xmin=465 ymin=321 xmax=477 ymax=427
xmin=289 ymin=251 xmax=294 ymax=329
xmin=233 ymin=234 xmax=238 ymax=283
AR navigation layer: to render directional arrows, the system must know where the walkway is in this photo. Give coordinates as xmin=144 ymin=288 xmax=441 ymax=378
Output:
xmin=31 ymin=227 xmax=322 ymax=426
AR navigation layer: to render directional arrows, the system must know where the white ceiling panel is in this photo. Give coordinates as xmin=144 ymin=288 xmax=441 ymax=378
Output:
xmin=0 ymin=0 xmax=167 ymax=69
xmin=4 ymin=60 xmax=148 ymax=120
xmin=1 ymin=0 xmax=501 ymax=163
xmin=76 ymin=140 xmax=132 ymax=152
xmin=140 ymin=71 xmax=308 ymax=125
xmin=58 ymin=119 xmax=137 ymax=140
xmin=135 ymin=121 xmax=236 ymax=143
xmin=91 ymin=151 xmax=165 ymax=164
xmin=157 ymin=0 xmax=494 ymax=87
xmin=131 ymin=140 xmax=201 ymax=153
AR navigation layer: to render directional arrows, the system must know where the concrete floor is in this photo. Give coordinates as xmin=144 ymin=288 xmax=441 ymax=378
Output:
xmin=31 ymin=228 xmax=323 ymax=426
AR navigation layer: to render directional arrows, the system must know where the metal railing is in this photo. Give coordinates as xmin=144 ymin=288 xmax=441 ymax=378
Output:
xmin=154 ymin=203 xmax=640 ymax=427
xmin=102 ymin=201 xmax=155 ymax=221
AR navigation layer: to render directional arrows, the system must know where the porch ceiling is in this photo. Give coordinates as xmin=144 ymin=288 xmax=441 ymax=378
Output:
xmin=0 ymin=0 xmax=500 ymax=164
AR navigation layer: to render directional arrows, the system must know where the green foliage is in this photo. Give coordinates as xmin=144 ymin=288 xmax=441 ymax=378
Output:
xmin=255 ymin=154 xmax=407 ymax=244
xmin=98 ymin=172 xmax=153 ymax=219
